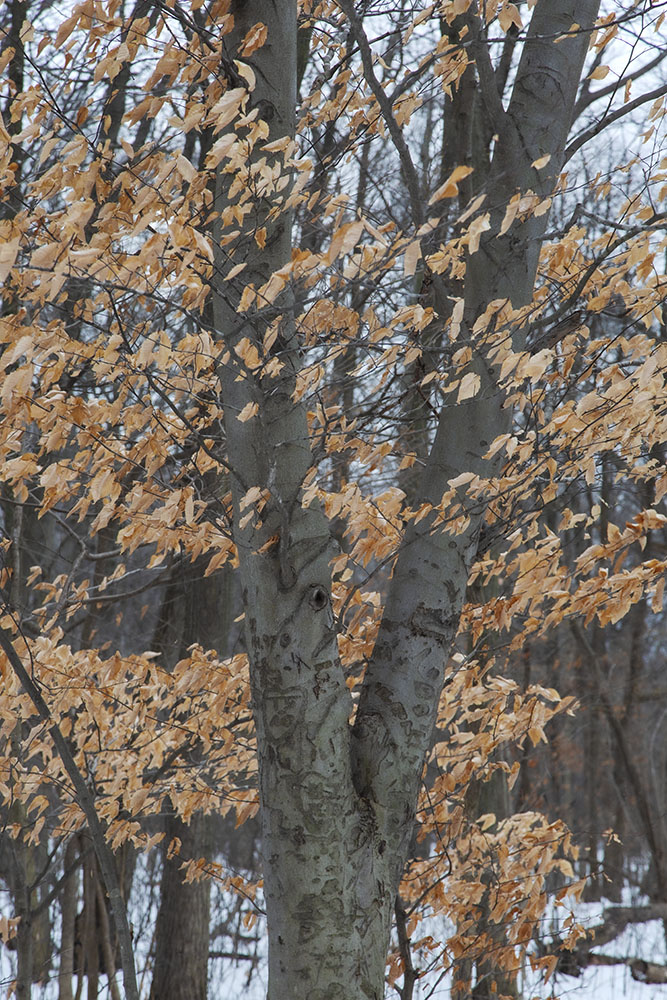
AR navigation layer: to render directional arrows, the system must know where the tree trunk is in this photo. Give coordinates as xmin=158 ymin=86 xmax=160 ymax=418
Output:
xmin=150 ymin=812 xmax=211 ymax=1000
xmin=211 ymin=2 xmax=600 ymax=996
xmin=10 ymin=819 xmax=33 ymax=1000
xmin=58 ymin=838 xmax=79 ymax=1000
xmin=150 ymin=556 xmax=237 ymax=1000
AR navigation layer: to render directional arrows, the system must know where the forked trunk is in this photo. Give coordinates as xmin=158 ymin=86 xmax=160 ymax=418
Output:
xmin=212 ymin=2 xmax=600 ymax=997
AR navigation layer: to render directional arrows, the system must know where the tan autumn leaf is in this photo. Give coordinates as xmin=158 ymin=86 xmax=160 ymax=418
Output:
xmin=54 ymin=12 xmax=81 ymax=48
xmin=326 ymin=220 xmax=364 ymax=265
xmin=429 ymin=165 xmax=474 ymax=203
xmin=225 ymin=261 xmax=247 ymax=281
xmin=588 ymin=64 xmax=611 ymax=80
xmin=237 ymin=401 xmax=259 ymax=422
xmin=403 ymin=239 xmax=421 ymax=276
xmin=239 ymin=22 xmax=268 ymax=57
xmin=466 ymin=212 xmax=491 ymax=253
xmin=499 ymin=196 xmax=520 ymax=237
xmin=0 ymin=237 xmax=20 ymax=283
xmin=235 ymin=336 xmax=262 ymax=370
xmin=518 ymin=348 xmax=553 ymax=380
xmin=205 ymin=132 xmax=238 ymax=168
xmin=175 ymin=154 xmax=197 ymax=182
xmin=235 ymin=60 xmax=256 ymax=89
xmin=498 ymin=2 xmax=523 ymax=32
xmin=209 ymin=87 xmax=246 ymax=130
xmin=456 ymin=371 xmax=480 ymax=401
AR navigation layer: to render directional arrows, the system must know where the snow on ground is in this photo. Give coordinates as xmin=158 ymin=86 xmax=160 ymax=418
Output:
xmin=2 ymin=873 xmax=667 ymax=998
xmin=524 ymin=900 xmax=667 ymax=1000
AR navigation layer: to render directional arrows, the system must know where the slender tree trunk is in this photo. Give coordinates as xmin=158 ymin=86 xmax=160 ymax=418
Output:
xmin=150 ymin=812 xmax=211 ymax=1000
xmin=150 ymin=556 xmax=237 ymax=1000
xmin=10 ymin=816 xmax=33 ymax=1000
xmin=82 ymin=854 xmax=99 ymax=1000
xmin=58 ymin=838 xmax=79 ymax=1000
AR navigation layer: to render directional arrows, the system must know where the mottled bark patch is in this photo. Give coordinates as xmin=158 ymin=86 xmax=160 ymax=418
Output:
xmin=410 ymin=602 xmax=458 ymax=639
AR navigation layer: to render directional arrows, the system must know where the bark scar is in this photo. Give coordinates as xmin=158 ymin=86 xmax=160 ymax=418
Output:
xmin=410 ymin=602 xmax=457 ymax=640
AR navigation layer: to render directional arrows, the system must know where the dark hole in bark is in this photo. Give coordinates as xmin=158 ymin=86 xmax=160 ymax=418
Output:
xmin=309 ymin=585 xmax=328 ymax=611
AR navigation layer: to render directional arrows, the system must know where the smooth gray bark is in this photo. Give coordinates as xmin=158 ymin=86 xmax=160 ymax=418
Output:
xmin=353 ymin=0 xmax=601 ymax=868
xmin=211 ymin=2 xmax=600 ymax=997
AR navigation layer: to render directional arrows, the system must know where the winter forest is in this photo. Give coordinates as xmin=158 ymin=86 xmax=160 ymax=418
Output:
xmin=0 ymin=0 xmax=666 ymax=998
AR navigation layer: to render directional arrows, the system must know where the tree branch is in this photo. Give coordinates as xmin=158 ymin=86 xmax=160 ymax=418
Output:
xmin=468 ymin=10 xmax=509 ymax=134
xmin=0 ymin=624 xmax=139 ymax=1000
xmin=565 ymin=82 xmax=667 ymax=162
xmin=338 ymin=0 xmax=424 ymax=228
xmin=394 ymin=895 xmax=419 ymax=1000
xmin=574 ymin=49 xmax=667 ymax=119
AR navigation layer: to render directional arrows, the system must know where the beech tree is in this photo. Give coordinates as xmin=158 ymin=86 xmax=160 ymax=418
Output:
xmin=0 ymin=1 xmax=665 ymax=998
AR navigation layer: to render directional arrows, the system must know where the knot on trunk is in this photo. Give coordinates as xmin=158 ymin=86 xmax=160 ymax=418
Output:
xmin=308 ymin=585 xmax=329 ymax=611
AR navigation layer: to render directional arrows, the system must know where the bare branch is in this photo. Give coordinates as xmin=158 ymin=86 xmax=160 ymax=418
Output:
xmin=574 ymin=49 xmax=667 ymax=119
xmin=338 ymin=0 xmax=424 ymax=228
xmin=565 ymin=82 xmax=667 ymax=162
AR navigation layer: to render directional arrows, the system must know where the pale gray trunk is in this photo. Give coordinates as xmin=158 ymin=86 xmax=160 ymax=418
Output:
xmin=211 ymin=2 xmax=600 ymax=997
xmin=353 ymin=0 xmax=600 ymax=908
